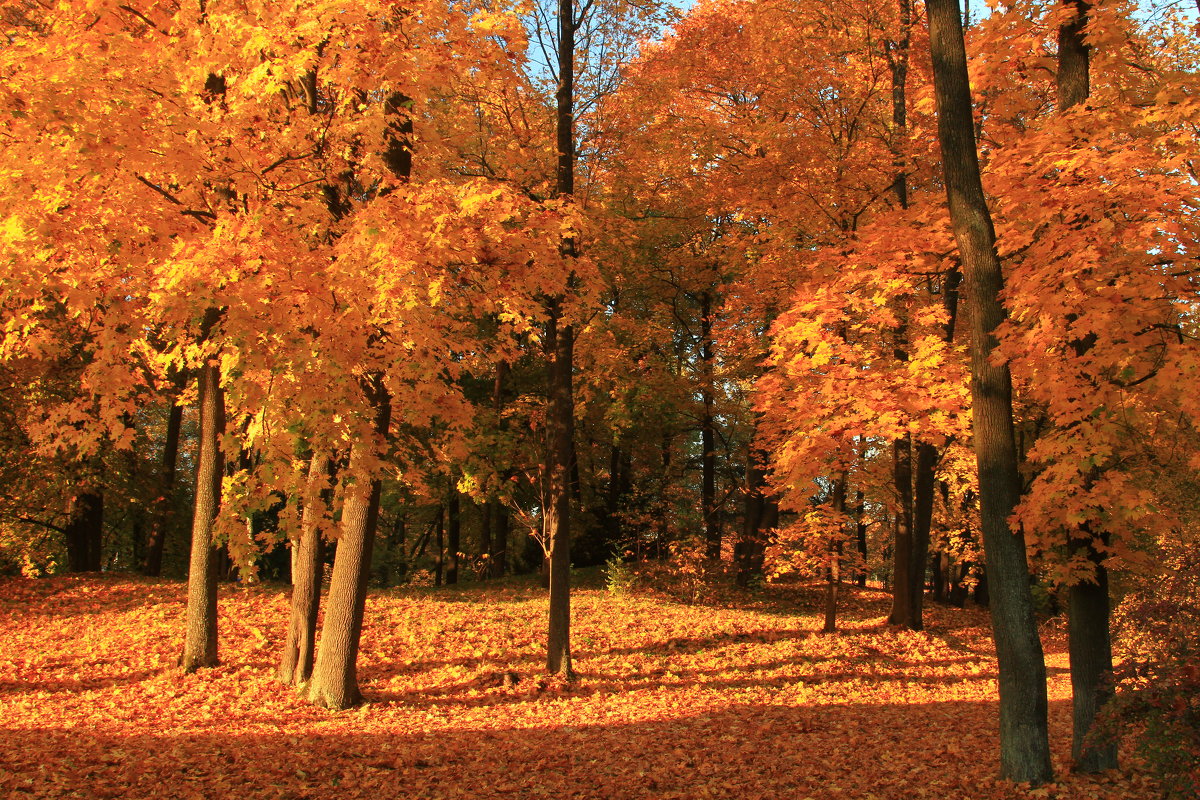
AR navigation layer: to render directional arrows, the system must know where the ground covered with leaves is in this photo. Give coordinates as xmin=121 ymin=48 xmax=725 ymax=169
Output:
xmin=0 ymin=574 xmax=1162 ymax=799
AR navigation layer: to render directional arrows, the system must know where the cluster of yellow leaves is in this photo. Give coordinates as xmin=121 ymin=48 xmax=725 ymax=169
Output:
xmin=0 ymin=574 xmax=1166 ymax=799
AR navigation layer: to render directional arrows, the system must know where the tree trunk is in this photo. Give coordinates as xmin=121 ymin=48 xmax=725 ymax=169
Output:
xmin=888 ymin=436 xmax=914 ymax=625
xmin=490 ymin=502 xmax=508 ymax=579
xmin=908 ymin=441 xmax=937 ymax=629
xmin=699 ymin=291 xmax=719 ymax=561
xmin=435 ymin=503 xmax=445 ymax=587
xmin=736 ymin=446 xmax=768 ymax=587
xmin=545 ymin=302 xmax=574 ymax=676
xmin=545 ymin=0 xmax=576 ymax=679
xmin=1056 ymin=0 xmax=1117 ymax=773
xmin=308 ymin=377 xmax=390 ymax=709
xmin=926 ymin=0 xmax=1052 ymax=782
xmin=446 ymin=480 xmax=460 ymax=585
xmin=823 ymin=476 xmax=848 ymax=633
xmin=65 ymin=490 xmax=104 ymax=573
xmin=142 ymin=401 xmax=183 ymax=577
xmin=180 ymin=361 xmax=225 ymax=673
xmin=279 ymin=453 xmax=333 ymax=686
xmin=855 ymin=487 xmax=868 ymax=587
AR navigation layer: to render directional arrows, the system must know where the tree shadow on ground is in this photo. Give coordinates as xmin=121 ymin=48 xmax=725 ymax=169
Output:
xmin=0 ymin=697 xmax=1147 ymax=800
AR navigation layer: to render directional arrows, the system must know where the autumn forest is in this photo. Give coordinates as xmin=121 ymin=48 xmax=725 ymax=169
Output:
xmin=1 ymin=0 xmax=1198 ymax=797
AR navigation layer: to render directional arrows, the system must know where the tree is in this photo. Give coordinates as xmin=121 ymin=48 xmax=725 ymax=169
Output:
xmin=925 ymin=0 xmax=1053 ymax=782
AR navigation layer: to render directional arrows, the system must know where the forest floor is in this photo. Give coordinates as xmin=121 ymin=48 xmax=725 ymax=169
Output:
xmin=0 ymin=572 xmax=1162 ymax=800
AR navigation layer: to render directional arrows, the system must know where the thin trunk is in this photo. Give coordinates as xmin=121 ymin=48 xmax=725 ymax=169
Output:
xmin=736 ymin=446 xmax=768 ymax=588
xmin=700 ymin=291 xmax=719 ymax=561
xmin=887 ymin=3 xmax=917 ymax=627
xmin=824 ymin=475 xmax=848 ymax=633
xmin=889 ymin=437 xmax=914 ymax=625
xmin=491 ymin=503 xmax=508 ymax=579
xmin=480 ymin=502 xmax=492 ymax=580
xmin=546 ymin=0 xmax=576 ymax=678
xmin=447 ymin=480 xmax=460 ymax=585
xmin=605 ymin=443 xmax=623 ymax=547
xmin=926 ymin=0 xmax=1052 ymax=782
xmin=1056 ymin=0 xmax=1116 ymax=773
xmin=142 ymin=401 xmax=183 ymax=577
xmin=279 ymin=453 xmax=333 ymax=686
xmin=909 ymin=442 xmax=937 ymax=629
xmin=435 ymin=503 xmax=445 ymax=587
xmin=307 ymin=376 xmax=391 ymax=709
xmin=180 ymin=360 xmax=224 ymax=673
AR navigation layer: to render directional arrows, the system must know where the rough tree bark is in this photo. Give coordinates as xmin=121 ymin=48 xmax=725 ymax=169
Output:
xmin=278 ymin=453 xmax=333 ymax=686
xmin=307 ymin=377 xmax=391 ymax=709
xmin=926 ymin=0 xmax=1053 ymax=782
xmin=179 ymin=359 xmax=225 ymax=672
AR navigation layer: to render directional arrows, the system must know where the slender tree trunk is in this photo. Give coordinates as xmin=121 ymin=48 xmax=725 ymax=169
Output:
xmin=142 ymin=401 xmax=183 ymax=577
xmin=180 ymin=361 xmax=225 ymax=673
xmin=435 ymin=503 xmax=445 ymax=587
xmin=855 ymin=487 xmax=868 ymax=587
xmin=736 ymin=446 xmax=768 ymax=587
xmin=480 ymin=502 xmax=492 ymax=580
xmin=279 ymin=453 xmax=333 ymax=686
xmin=545 ymin=0 xmax=577 ymax=678
xmin=447 ymin=480 xmax=460 ymax=585
xmin=889 ymin=437 xmax=914 ymax=625
xmin=823 ymin=475 xmax=847 ymax=633
xmin=308 ymin=377 xmax=391 ymax=710
xmin=1056 ymin=0 xmax=1116 ymax=771
xmin=927 ymin=0 xmax=1052 ymax=780
xmin=489 ymin=360 xmax=508 ymax=580
xmin=699 ymin=291 xmax=719 ymax=561
xmin=491 ymin=503 xmax=508 ymax=579
xmin=908 ymin=442 xmax=937 ymax=628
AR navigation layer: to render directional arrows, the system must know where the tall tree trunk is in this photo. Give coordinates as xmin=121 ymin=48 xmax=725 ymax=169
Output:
xmin=926 ymin=0 xmax=1052 ymax=782
xmin=435 ymin=503 xmax=445 ymax=587
xmin=488 ymin=360 xmax=508 ymax=580
xmin=142 ymin=400 xmax=183 ymax=577
xmin=855 ymin=488 xmax=868 ymax=587
xmin=308 ymin=376 xmax=391 ymax=709
xmin=490 ymin=502 xmax=509 ymax=579
xmin=1056 ymin=0 xmax=1116 ymax=771
xmin=736 ymin=445 xmax=768 ymax=587
xmin=908 ymin=442 xmax=937 ymax=628
xmin=823 ymin=475 xmax=848 ymax=633
xmin=446 ymin=480 xmax=460 ymax=585
xmin=180 ymin=360 xmax=225 ymax=673
xmin=886 ymin=3 xmax=915 ymax=626
xmin=545 ymin=0 xmax=577 ymax=678
xmin=279 ymin=453 xmax=333 ymax=686
xmin=889 ymin=437 xmax=914 ymax=625
xmin=699 ymin=291 xmax=719 ymax=561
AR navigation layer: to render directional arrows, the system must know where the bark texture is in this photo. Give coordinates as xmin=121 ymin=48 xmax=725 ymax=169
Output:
xmin=308 ymin=378 xmax=391 ymax=709
xmin=279 ymin=453 xmax=333 ymax=686
xmin=926 ymin=0 xmax=1053 ymax=782
xmin=180 ymin=361 xmax=225 ymax=673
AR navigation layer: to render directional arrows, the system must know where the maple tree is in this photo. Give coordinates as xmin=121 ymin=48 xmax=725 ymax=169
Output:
xmin=3 ymin=0 xmax=1200 ymax=789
